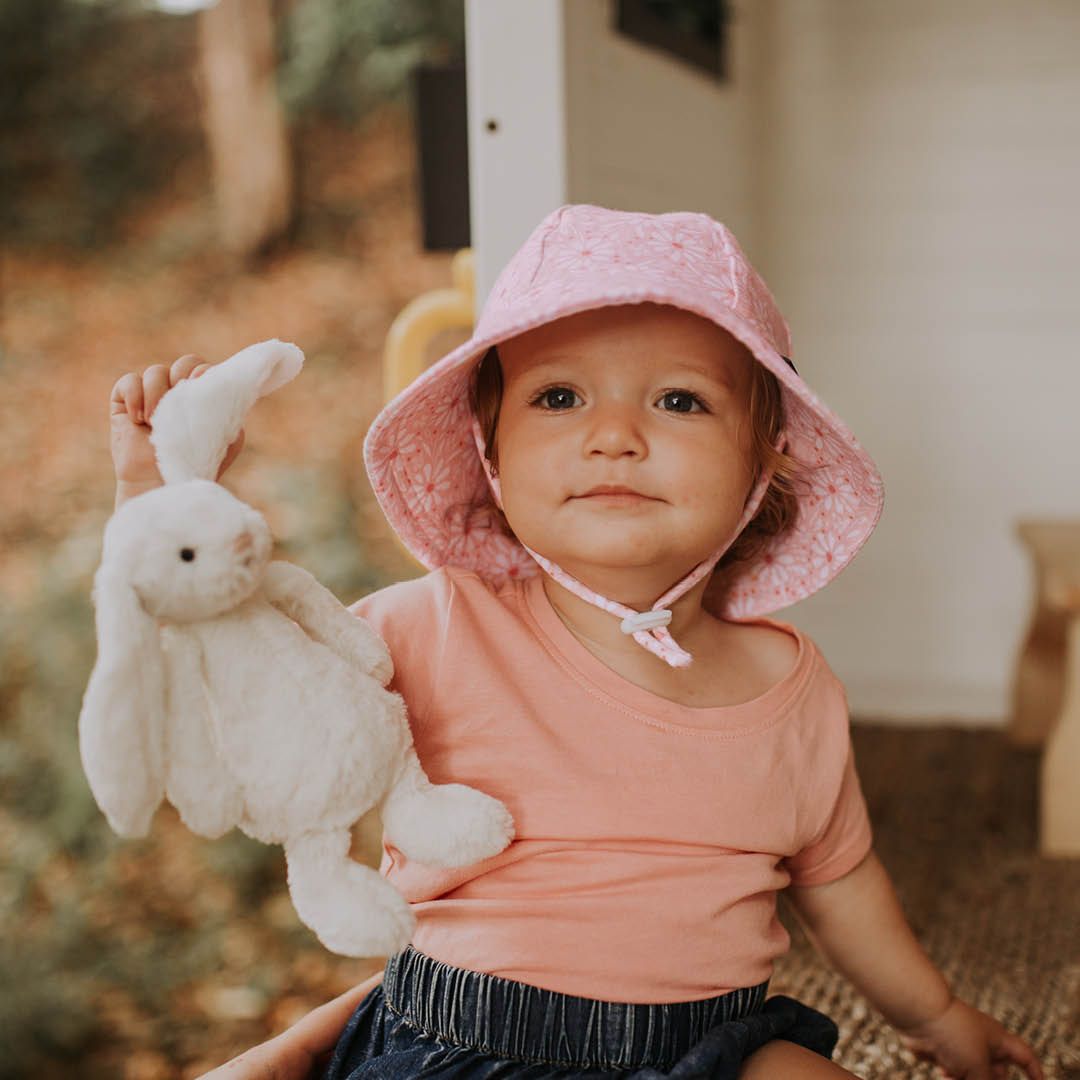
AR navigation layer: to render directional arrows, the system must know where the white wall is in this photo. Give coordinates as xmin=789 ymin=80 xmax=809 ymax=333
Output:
xmin=563 ymin=1 xmax=759 ymax=249
xmin=464 ymin=0 xmax=568 ymax=300
xmin=748 ymin=0 xmax=1080 ymax=722
xmin=467 ymin=0 xmax=1080 ymax=724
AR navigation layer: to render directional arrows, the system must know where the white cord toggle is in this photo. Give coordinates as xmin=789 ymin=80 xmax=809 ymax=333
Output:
xmin=620 ymin=608 xmax=673 ymax=635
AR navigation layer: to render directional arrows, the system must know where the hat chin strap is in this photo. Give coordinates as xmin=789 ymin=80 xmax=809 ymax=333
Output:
xmin=469 ymin=415 xmax=781 ymax=669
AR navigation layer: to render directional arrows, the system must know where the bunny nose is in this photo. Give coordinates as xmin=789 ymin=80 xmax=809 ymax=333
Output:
xmin=233 ymin=531 xmax=254 ymax=554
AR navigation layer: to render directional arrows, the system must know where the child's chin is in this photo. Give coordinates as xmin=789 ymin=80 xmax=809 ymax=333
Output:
xmin=551 ymin=536 xmax=679 ymax=570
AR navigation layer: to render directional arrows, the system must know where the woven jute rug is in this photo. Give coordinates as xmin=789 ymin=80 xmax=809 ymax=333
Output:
xmin=768 ymin=724 xmax=1080 ymax=1078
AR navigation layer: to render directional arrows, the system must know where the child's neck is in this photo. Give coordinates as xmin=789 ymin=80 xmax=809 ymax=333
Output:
xmin=539 ymin=569 xmax=718 ymax=669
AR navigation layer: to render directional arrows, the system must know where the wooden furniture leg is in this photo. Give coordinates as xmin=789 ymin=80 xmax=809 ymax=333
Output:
xmin=1042 ymin=611 xmax=1080 ymax=857
xmin=1010 ymin=521 xmax=1080 ymax=856
xmin=1010 ymin=604 xmax=1070 ymax=747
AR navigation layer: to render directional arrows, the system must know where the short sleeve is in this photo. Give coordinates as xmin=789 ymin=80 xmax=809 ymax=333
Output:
xmin=782 ymin=740 xmax=873 ymax=887
xmin=347 ymin=568 xmax=452 ymax=722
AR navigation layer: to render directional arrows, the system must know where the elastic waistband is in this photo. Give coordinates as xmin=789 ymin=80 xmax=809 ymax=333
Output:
xmin=382 ymin=945 xmax=769 ymax=1071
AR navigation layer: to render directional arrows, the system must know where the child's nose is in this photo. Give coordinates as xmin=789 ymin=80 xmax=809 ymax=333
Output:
xmin=583 ymin=401 xmax=648 ymax=458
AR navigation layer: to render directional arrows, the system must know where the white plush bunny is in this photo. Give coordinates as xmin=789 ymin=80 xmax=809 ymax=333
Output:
xmin=79 ymin=339 xmax=514 ymax=958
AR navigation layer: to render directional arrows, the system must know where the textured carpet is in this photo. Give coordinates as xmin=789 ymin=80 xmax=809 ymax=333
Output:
xmin=769 ymin=724 xmax=1080 ymax=1078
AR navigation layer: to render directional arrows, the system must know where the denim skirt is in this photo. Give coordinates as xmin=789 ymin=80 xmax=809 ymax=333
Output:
xmin=322 ymin=945 xmax=839 ymax=1079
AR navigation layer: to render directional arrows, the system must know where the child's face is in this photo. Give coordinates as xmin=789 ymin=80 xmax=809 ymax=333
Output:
xmin=493 ymin=303 xmax=756 ymax=592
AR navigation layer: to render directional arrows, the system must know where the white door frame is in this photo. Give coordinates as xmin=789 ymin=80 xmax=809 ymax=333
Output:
xmin=465 ymin=0 xmax=570 ymax=309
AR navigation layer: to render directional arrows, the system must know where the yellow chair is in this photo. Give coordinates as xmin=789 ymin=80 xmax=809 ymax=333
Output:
xmin=383 ymin=248 xmax=476 ymax=403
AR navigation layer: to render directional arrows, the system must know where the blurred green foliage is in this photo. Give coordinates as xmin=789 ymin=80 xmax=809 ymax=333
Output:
xmin=0 ymin=0 xmax=202 ymax=248
xmin=278 ymin=0 xmax=465 ymax=124
xmin=1 ymin=0 xmax=464 ymax=249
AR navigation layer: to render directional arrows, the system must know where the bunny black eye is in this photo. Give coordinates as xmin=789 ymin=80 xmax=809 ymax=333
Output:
xmin=179 ymin=547 xmax=196 ymax=562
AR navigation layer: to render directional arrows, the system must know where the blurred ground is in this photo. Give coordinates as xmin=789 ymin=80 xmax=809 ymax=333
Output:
xmin=0 ymin=99 xmax=460 ymax=1078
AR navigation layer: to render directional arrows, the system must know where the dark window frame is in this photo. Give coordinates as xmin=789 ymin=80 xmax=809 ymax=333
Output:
xmin=614 ymin=0 xmax=731 ymax=82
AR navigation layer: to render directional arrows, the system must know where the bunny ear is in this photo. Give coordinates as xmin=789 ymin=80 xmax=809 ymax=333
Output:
xmin=149 ymin=338 xmax=304 ymax=484
xmin=78 ymin=558 xmax=168 ymax=837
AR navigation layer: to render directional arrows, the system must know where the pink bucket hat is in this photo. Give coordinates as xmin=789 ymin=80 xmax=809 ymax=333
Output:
xmin=364 ymin=204 xmax=884 ymax=667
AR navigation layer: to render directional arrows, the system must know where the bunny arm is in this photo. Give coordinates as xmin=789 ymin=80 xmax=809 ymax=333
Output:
xmin=160 ymin=625 xmax=244 ymax=838
xmin=260 ymin=561 xmax=393 ymax=685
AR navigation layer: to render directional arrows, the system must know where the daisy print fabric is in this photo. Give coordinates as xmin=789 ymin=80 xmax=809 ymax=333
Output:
xmin=363 ymin=203 xmax=885 ymax=618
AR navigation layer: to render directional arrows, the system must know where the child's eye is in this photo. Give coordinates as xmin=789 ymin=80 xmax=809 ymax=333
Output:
xmin=658 ymin=390 xmax=707 ymax=414
xmin=530 ymin=386 xmax=581 ymax=410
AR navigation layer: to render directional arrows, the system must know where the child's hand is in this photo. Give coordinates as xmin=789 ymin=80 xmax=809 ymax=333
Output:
xmin=895 ymin=995 xmax=1043 ymax=1080
xmin=109 ymin=353 xmax=245 ymax=507
xmin=197 ymin=969 xmax=383 ymax=1080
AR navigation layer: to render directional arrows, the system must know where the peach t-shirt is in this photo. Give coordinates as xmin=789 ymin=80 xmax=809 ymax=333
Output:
xmin=349 ymin=565 xmax=872 ymax=1004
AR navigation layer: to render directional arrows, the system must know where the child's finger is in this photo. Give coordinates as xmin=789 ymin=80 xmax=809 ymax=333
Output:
xmin=996 ymin=1032 xmax=1043 ymax=1080
xmin=170 ymin=352 xmax=206 ymax=385
xmin=141 ymin=364 xmax=171 ymax=422
xmin=110 ymin=371 xmax=145 ymax=424
xmin=192 ymin=363 xmax=212 ymax=378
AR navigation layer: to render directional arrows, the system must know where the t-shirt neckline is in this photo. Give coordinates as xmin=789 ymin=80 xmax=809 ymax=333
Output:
xmin=519 ymin=570 xmax=814 ymax=733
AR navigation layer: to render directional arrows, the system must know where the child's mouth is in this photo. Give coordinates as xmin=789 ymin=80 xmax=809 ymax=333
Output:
xmin=574 ymin=491 xmax=657 ymax=506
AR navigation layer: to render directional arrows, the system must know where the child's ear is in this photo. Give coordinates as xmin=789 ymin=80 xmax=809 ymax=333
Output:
xmin=78 ymin=560 xmax=167 ymax=837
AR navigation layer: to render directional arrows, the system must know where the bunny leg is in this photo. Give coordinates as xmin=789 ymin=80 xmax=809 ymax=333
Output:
xmin=161 ymin=627 xmax=242 ymax=838
xmin=380 ymin=748 xmax=515 ymax=869
xmin=284 ymin=829 xmax=415 ymax=958
xmin=262 ymin=561 xmax=393 ymax=685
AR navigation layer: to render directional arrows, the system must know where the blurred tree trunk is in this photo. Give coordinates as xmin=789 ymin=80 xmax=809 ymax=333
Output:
xmin=196 ymin=0 xmax=293 ymax=259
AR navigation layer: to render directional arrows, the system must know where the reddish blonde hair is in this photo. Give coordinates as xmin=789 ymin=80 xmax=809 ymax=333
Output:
xmin=463 ymin=341 xmax=812 ymax=599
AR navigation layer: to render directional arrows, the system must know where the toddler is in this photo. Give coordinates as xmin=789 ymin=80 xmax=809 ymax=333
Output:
xmin=112 ymin=205 xmax=1042 ymax=1079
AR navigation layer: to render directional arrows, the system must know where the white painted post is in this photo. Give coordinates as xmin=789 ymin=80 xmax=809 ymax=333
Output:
xmin=464 ymin=0 xmax=570 ymax=311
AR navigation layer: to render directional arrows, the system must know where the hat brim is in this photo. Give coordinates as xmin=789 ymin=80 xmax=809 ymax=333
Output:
xmin=364 ymin=281 xmax=884 ymax=617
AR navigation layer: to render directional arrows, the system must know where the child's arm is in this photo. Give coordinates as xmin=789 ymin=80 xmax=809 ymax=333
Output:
xmin=786 ymin=849 xmax=1044 ymax=1080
